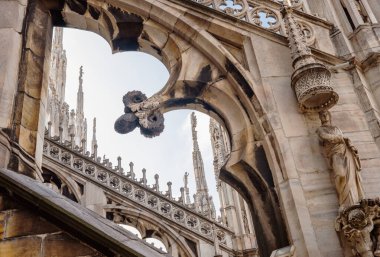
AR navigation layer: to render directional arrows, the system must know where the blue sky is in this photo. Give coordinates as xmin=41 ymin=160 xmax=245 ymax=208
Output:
xmin=61 ymin=28 xmax=221 ymax=215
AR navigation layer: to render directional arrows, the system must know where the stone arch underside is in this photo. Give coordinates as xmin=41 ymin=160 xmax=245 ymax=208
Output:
xmin=42 ymin=163 xmax=82 ymax=203
xmin=108 ymin=207 xmax=197 ymax=257
xmin=42 ymin=157 xmax=85 ymax=200
xmin=16 ymin=0 xmax=293 ymax=256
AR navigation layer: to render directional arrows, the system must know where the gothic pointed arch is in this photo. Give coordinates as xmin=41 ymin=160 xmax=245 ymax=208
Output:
xmin=14 ymin=0 xmax=293 ymax=256
xmin=107 ymin=206 xmax=197 ymax=257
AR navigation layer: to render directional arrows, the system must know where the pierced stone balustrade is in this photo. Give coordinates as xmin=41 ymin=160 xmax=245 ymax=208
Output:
xmin=43 ymin=137 xmax=233 ymax=247
xmin=188 ymin=0 xmax=308 ymax=36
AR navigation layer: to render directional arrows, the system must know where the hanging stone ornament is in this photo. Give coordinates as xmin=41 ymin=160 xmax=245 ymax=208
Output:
xmin=282 ymin=6 xmax=338 ymax=112
xmin=114 ymin=91 xmax=165 ymax=138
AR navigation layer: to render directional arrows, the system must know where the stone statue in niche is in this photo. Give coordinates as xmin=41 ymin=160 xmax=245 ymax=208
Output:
xmin=316 ymin=110 xmax=364 ymax=207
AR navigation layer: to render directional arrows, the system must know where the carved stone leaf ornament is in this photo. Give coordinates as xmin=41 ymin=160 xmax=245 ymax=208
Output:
xmin=114 ymin=91 xmax=165 ymax=138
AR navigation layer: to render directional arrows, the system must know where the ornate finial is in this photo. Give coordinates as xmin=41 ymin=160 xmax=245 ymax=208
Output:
xmin=154 ymin=174 xmax=159 ymax=192
xmin=70 ymin=133 xmax=75 ymax=149
xmin=47 ymin=121 xmax=52 ymax=138
xmin=93 ymin=118 xmax=96 ymax=133
xmin=129 ymin=162 xmax=135 ymax=180
xmin=166 ymin=182 xmax=172 ymax=199
xmin=191 ymin=112 xmax=197 ymax=128
xmin=114 ymin=91 xmax=164 ymax=138
xmin=180 ymin=187 xmax=185 ymax=204
xmin=117 ymin=156 xmax=122 ymax=173
xmin=91 ymin=118 xmax=98 ymax=157
xmin=184 ymin=172 xmax=191 ymax=204
xmin=59 ymin=126 xmax=63 ymax=143
xmin=81 ymin=138 xmax=86 ymax=154
xmin=77 ymin=66 xmax=84 ymax=115
xmin=282 ymin=6 xmax=338 ymax=112
xmin=79 ymin=66 xmax=84 ymax=86
xmin=191 ymin=112 xmax=199 ymax=151
xmin=141 ymin=168 xmax=147 ymax=185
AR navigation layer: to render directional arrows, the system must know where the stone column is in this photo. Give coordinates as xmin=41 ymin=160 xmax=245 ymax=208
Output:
xmin=341 ymin=0 xmax=365 ymax=26
xmin=360 ymin=0 xmax=378 ymax=23
xmin=0 ymin=0 xmax=27 ymax=168
xmin=8 ymin=0 xmax=53 ymax=178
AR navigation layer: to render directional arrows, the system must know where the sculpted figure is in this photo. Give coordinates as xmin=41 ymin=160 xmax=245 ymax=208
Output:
xmin=316 ymin=111 xmax=364 ymax=207
xmin=344 ymin=208 xmax=374 ymax=257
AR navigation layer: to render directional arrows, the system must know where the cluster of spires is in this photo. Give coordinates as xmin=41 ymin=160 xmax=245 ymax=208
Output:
xmin=46 ymin=123 xmax=217 ymax=220
xmin=46 ymin=27 xmax=217 ymax=220
xmin=46 ymin=108 xmax=217 ymax=220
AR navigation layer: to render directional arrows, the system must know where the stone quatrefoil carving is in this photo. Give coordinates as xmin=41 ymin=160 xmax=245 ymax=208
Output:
xmin=191 ymin=0 xmax=306 ymax=34
xmin=114 ymin=91 xmax=164 ymax=138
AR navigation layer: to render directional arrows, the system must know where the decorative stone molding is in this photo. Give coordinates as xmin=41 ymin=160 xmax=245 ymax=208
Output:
xmin=336 ymin=199 xmax=380 ymax=257
xmin=282 ymin=6 xmax=338 ymax=112
xmin=189 ymin=0 xmax=306 ymax=34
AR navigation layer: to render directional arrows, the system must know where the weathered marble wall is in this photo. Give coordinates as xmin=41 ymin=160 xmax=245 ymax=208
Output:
xmin=0 ymin=0 xmax=379 ymax=257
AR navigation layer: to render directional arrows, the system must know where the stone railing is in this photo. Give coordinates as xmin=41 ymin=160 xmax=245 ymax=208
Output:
xmin=43 ymin=137 xmax=233 ymax=247
xmin=187 ymin=0 xmax=307 ymax=35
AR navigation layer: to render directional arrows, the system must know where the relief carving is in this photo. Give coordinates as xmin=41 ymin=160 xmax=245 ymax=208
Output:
xmin=316 ymin=111 xmax=364 ymax=207
xmin=336 ymin=199 xmax=380 ymax=257
xmin=282 ymin=6 xmax=338 ymax=112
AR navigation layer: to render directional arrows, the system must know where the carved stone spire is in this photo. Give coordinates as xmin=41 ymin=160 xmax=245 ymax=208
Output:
xmin=191 ymin=112 xmax=214 ymax=217
xmin=91 ymin=117 xmax=98 ymax=157
xmin=47 ymin=27 xmax=67 ymax=137
xmin=282 ymin=6 xmax=338 ymax=112
xmin=77 ymin=66 xmax=84 ymax=115
xmin=191 ymin=112 xmax=208 ymax=195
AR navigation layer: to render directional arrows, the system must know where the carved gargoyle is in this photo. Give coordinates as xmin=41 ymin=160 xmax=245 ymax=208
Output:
xmin=336 ymin=199 xmax=380 ymax=257
xmin=114 ymin=91 xmax=164 ymax=138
